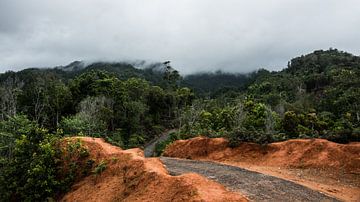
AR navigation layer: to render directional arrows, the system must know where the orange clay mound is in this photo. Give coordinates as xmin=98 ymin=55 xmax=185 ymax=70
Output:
xmin=164 ymin=137 xmax=360 ymax=172
xmin=60 ymin=137 xmax=247 ymax=202
xmin=164 ymin=137 xmax=360 ymax=201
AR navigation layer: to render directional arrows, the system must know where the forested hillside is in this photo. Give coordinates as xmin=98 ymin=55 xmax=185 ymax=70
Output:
xmin=0 ymin=49 xmax=359 ymax=201
xmin=161 ymin=49 xmax=360 ymax=153
xmin=182 ymin=71 xmax=251 ymax=97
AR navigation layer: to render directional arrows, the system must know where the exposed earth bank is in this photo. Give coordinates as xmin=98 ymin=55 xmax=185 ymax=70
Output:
xmin=60 ymin=137 xmax=247 ymax=202
xmin=163 ymin=137 xmax=360 ymax=201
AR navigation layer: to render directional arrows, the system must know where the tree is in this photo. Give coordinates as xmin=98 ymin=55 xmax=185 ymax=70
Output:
xmin=61 ymin=96 xmax=113 ymax=136
xmin=0 ymin=75 xmax=23 ymax=120
xmin=69 ymin=70 xmax=119 ymax=105
xmin=47 ymin=80 xmax=71 ymax=127
xmin=0 ymin=116 xmax=59 ymax=201
xmin=282 ymin=111 xmax=299 ymax=137
xmin=163 ymin=61 xmax=181 ymax=90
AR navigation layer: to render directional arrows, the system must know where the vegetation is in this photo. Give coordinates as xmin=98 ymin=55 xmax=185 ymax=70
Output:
xmin=1 ymin=63 xmax=194 ymax=148
xmin=154 ymin=132 xmax=181 ymax=156
xmin=0 ymin=48 xmax=359 ymax=199
xmin=0 ymin=116 xmax=91 ymax=201
xmin=92 ymin=160 xmax=107 ymax=176
xmin=178 ymin=49 xmax=360 ymax=145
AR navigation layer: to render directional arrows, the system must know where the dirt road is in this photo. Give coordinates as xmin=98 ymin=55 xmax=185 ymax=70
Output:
xmin=160 ymin=157 xmax=340 ymax=202
xmin=144 ymin=129 xmax=177 ymax=157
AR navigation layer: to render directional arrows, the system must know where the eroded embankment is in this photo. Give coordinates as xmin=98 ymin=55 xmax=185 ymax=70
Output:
xmin=163 ymin=137 xmax=360 ymax=201
xmin=164 ymin=137 xmax=360 ymax=172
xmin=60 ymin=137 xmax=247 ymax=202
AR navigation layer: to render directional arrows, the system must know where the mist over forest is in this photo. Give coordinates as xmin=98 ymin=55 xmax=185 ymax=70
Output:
xmin=1 ymin=42 xmax=360 ymax=202
xmin=1 ymin=0 xmax=360 ymax=201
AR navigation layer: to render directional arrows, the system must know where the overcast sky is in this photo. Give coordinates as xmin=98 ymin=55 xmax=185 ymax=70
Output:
xmin=0 ymin=0 xmax=359 ymax=74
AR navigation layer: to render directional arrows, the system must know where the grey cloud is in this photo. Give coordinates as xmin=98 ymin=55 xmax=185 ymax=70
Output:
xmin=1 ymin=0 xmax=360 ymax=74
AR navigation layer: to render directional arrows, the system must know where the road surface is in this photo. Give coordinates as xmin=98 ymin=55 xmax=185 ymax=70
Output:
xmin=160 ymin=157 xmax=340 ymax=202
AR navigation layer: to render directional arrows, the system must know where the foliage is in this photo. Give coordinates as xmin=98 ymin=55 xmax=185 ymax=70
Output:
xmin=61 ymin=96 xmax=111 ymax=136
xmin=52 ymin=70 xmax=192 ymax=148
xmin=228 ymin=128 xmax=279 ymax=147
xmin=103 ymin=129 xmax=125 ymax=148
xmin=0 ymin=49 xmax=359 ymax=145
xmin=0 ymin=49 xmax=360 ymax=199
xmin=92 ymin=160 xmax=107 ymax=176
xmin=182 ymin=70 xmax=250 ymax=97
xmin=178 ymin=98 xmax=281 ymax=144
xmin=154 ymin=132 xmax=181 ymax=156
xmin=0 ymin=116 xmax=93 ymax=201
xmin=0 ymin=116 xmax=59 ymax=201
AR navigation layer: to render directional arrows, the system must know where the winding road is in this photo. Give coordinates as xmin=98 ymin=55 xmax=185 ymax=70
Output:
xmin=144 ymin=129 xmax=177 ymax=157
xmin=144 ymin=133 xmax=340 ymax=201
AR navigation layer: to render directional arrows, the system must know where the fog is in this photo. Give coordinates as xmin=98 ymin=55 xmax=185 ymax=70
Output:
xmin=1 ymin=0 xmax=359 ymax=74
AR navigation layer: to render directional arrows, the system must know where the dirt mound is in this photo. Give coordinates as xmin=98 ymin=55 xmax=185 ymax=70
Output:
xmin=60 ymin=137 xmax=247 ymax=202
xmin=164 ymin=137 xmax=360 ymax=201
xmin=164 ymin=137 xmax=360 ymax=172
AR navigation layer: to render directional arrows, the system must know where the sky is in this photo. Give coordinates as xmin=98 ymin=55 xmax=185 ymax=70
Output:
xmin=0 ymin=0 xmax=359 ymax=74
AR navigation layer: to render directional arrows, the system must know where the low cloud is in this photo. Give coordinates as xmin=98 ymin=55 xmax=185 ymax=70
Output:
xmin=1 ymin=0 xmax=359 ymax=74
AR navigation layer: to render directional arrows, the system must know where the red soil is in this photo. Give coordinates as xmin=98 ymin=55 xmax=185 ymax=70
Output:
xmin=164 ymin=137 xmax=360 ymax=201
xmin=60 ymin=137 xmax=247 ymax=202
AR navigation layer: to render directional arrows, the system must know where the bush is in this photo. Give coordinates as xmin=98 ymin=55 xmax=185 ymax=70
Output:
xmin=0 ymin=117 xmax=92 ymax=201
xmin=322 ymin=129 xmax=352 ymax=144
xmin=127 ymin=134 xmax=145 ymax=148
xmin=228 ymin=128 xmax=274 ymax=147
xmin=351 ymin=128 xmax=360 ymax=142
xmin=57 ymin=138 xmax=93 ymax=188
xmin=60 ymin=114 xmax=106 ymax=137
xmin=104 ymin=129 xmax=124 ymax=148
xmin=0 ymin=127 xmax=60 ymax=201
xmin=92 ymin=160 xmax=107 ymax=176
xmin=282 ymin=111 xmax=299 ymax=136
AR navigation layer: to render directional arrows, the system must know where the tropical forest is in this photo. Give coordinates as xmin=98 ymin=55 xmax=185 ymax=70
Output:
xmin=0 ymin=49 xmax=359 ymax=201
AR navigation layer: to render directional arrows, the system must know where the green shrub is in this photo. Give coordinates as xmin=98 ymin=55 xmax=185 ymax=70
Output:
xmin=282 ymin=111 xmax=299 ymax=136
xmin=93 ymin=160 xmax=107 ymax=176
xmin=0 ymin=127 xmax=60 ymax=201
xmin=228 ymin=128 xmax=274 ymax=147
xmin=154 ymin=132 xmax=180 ymax=156
xmin=104 ymin=129 xmax=125 ymax=148
xmin=351 ymin=128 xmax=360 ymax=142
xmin=127 ymin=134 xmax=145 ymax=148
xmin=322 ymin=129 xmax=352 ymax=144
xmin=0 ymin=117 xmax=92 ymax=201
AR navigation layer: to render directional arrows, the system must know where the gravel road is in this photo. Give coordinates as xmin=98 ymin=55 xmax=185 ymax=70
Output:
xmin=144 ymin=129 xmax=177 ymax=157
xmin=160 ymin=157 xmax=340 ymax=202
